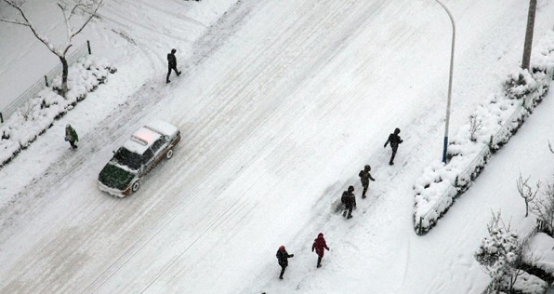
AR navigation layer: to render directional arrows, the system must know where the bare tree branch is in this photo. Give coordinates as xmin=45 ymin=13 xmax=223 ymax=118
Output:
xmin=0 ymin=0 xmax=103 ymax=97
xmin=0 ymin=18 xmax=30 ymax=26
xmin=70 ymin=0 xmax=103 ymax=39
xmin=517 ymin=174 xmax=541 ymax=217
xmin=531 ymin=184 xmax=554 ymax=236
xmin=1 ymin=0 xmax=63 ymax=56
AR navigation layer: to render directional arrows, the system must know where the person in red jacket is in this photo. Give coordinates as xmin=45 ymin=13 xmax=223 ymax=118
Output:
xmin=312 ymin=233 xmax=330 ymax=268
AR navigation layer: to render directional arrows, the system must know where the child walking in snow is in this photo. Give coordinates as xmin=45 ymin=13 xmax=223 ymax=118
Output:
xmin=65 ymin=124 xmax=78 ymax=149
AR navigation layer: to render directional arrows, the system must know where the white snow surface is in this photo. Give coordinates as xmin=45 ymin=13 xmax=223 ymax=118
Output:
xmin=1 ymin=0 xmax=554 ymax=293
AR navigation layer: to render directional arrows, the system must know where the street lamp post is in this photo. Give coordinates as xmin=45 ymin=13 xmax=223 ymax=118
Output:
xmin=435 ymin=0 xmax=456 ymax=163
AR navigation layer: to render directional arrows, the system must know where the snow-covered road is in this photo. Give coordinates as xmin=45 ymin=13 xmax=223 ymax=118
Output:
xmin=1 ymin=0 xmax=554 ymax=293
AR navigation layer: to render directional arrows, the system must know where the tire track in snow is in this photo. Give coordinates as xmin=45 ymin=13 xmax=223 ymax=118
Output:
xmin=0 ymin=80 xmax=177 ymax=293
xmin=94 ymin=0 xmax=407 ymax=291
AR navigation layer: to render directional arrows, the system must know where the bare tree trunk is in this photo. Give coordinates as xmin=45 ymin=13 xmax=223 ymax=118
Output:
xmin=522 ymin=0 xmax=537 ymax=70
xmin=59 ymin=56 xmax=69 ymax=98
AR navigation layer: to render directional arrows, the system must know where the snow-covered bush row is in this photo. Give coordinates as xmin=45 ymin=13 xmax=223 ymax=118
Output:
xmin=414 ymin=30 xmax=554 ymax=235
xmin=0 ymin=56 xmax=115 ymax=169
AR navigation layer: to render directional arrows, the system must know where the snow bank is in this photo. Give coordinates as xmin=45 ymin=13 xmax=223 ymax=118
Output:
xmin=526 ymin=232 xmax=554 ymax=277
xmin=511 ymin=272 xmax=549 ymax=294
xmin=0 ymin=56 xmax=115 ymax=168
xmin=414 ymin=30 xmax=554 ymax=235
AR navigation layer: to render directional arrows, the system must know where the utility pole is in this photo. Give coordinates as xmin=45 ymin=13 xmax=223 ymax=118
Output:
xmin=522 ymin=0 xmax=537 ymax=70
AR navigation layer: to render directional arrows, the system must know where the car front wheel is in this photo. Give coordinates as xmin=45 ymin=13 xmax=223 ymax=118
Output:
xmin=131 ymin=181 xmax=140 ymax=193
xmin=166 ymin=149 xmax=174 ymax=160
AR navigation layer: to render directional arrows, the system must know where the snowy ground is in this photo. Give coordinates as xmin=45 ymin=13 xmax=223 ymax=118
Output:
xmin=1 ymin=0 xmax=554 ymax=293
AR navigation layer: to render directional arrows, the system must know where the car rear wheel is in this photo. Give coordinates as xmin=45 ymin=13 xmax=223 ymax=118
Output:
xmin=166 ymin=149 xmax=174 ymax=160
xmin=131 ymin=181 xmax=140 ymax=193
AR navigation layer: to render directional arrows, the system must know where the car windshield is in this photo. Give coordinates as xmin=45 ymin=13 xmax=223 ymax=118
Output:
xmin=113 ymin=147 xmax=142 ymax=170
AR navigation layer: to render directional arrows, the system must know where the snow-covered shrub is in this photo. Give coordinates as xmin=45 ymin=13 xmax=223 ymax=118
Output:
xmin=475 ymin=212 xmax=525 ymax=293
xmin=414 ymin=29 xmax=554 ymax=235
xmin=504 ymin=69 xmax=537 ymax=100
xmin=469 ymin=111 xmax=483 ymax=142
xmin=0 ymin=55 xmax=115 ymax=170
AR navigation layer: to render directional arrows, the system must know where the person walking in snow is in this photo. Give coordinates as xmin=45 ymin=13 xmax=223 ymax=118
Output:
xmin=359 ymin=164 xmax=375 ymax=199
xmin=276 ymin=245 xmax=294 ymax=279
xmin=65 ymin=124 xmax=78 ymax=149
xmin=341 ymin=186 xmax=356 ymax=219
xmin=384 ymin=128 xmax=403 ymax=165
xmin=166 ymin=48 xmax=181 ymax=83
xmin=312 ymin=233 xmax=330 ymax=268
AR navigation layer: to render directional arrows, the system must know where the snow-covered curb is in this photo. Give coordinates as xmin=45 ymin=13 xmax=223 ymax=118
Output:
xmin=414 ymin=30 xmax=554 ymax=235
xmin=0 ymin=55 xmax=116 ymax=169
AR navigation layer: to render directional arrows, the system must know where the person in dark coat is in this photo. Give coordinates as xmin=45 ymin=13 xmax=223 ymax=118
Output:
xmin=166 ymin=48 xmax=181 ymax=83
xmin=312 ymin=233 xmax=330 ymax=268
xmin=276 ymin=245 xmax=294 ymax=279
xmin=65 ymin=124 xmax=78 ymax=149
xmin=341 ymin=186 xmax=356 ymax=219
xmin=384 ymin=128 xmax=403 ymax=165
xmin=359 ymin=164 xmax=375 ymax=199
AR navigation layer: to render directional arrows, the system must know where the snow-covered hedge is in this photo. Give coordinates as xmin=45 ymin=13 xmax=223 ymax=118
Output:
xmin=0 ymin=56 xmax=115 ymax=169
xmin=414 ymin=30 xmax=554 ymax=235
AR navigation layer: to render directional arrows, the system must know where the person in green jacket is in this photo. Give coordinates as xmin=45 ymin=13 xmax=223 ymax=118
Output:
xmin=65 ymin=124 xmax=78 ymax=149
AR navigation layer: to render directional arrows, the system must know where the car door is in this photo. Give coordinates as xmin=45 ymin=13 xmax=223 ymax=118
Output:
xmin=139 ymin=148 xmax=155 ymax=177
xmin=144 ymin=137 xmax=167 ymax=174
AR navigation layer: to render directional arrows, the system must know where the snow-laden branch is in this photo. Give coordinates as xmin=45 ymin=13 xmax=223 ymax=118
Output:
xmin=1 ymin=0 xmax=103 ymax=57
xmin=57 ymin=2 xmax=72 ymax=54
xmin=0 ymin=0 xmax=104 ymax=97
xmin=0 ymin=0 xmax=63 ymax=56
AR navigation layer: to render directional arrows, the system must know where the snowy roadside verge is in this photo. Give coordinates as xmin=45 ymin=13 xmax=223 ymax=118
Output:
xmin=413 ymin=30 xmax=554 ymax=235
xmin=0 ymin=56 xmax=115 ymax=169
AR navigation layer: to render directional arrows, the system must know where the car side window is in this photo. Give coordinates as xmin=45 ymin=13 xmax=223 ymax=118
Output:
xmin=142 ymin=148 xmax=154 ymax=165
xmin=151 ymin=137 xmax=167 ymax=154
